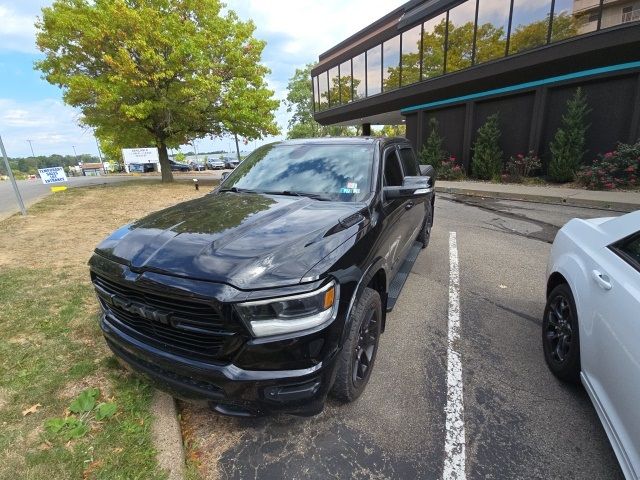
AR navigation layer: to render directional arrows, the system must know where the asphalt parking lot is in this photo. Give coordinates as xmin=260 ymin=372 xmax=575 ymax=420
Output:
xmin=182 ymin=194 xmax=624 ymax=479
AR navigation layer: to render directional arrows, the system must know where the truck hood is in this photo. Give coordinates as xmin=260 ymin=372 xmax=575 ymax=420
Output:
xmin=94 ymin=191 xmax=368 ymax=289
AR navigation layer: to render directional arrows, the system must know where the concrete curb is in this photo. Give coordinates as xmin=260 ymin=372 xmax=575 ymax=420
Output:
xmin=436 ymin=185 xmax=640 ymax=212
xmin=151 ymin=390 xmax=186 ymax=480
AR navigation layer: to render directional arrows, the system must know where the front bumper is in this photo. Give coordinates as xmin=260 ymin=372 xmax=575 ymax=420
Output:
xmin=101 ymin=314 xmax=340 ymax=417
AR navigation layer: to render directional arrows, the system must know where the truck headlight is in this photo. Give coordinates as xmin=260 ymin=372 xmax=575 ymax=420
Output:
xmin=235 ymin=281 xmax=339 ymax=337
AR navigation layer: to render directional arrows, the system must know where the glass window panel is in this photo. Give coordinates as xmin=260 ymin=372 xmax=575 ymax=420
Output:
xmin=312 ymin=76 xmax=319 ymax=112
xmin=550 ymin=0 xmax=579 ymax=41
xmin=565 ymin=0 xmax=598 ymax=35
xmin=422 ymin=13 xmax=446 ymax=79
xmin=509 ymin=0 xmax=553 ymax=54
xmin=382 ymin=35 xmax=401 ymax=92
xmin=367 ymin=45 xmax=382 ymax=96
xmin=339 ymin=60 xmax=352 ymax=104
xmin=318 ymin=71 xmax=328 ymax=111
xmin=475 ymin=0 xmax=509 ymax=63
xmin=617 ymin=233 xmax=640 ymax=267
xmin=328 ymin=66 xmax=340 ymax=106
xmin=447 ymin=1 xmax=477 ymax=73
xmin=401 ymin=24 xmax=422 ymax=86
xmin=352 ymin=52 xmax=366 ymax=100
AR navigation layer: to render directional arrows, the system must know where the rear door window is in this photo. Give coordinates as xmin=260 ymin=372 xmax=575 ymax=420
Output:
xmin=398 ymin=147 xmax=419 ymax=176
xmin=610 ymin=232 xmax=640 ymax=273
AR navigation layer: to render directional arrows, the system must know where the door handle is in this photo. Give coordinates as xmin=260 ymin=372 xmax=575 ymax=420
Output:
xmin=405 ymin=202 xmax=414 ymax=210
xmin=591 ymin=270 xmax=612 ymax=291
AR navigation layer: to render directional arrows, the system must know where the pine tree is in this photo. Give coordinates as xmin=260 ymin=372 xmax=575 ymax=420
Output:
xmin=472 ymin=113 xmax=503 ymax=180
xmin=419 ymin=118 xmax=445 ymax=171
xmin=548 ymin=88 xmax=591 ymax=182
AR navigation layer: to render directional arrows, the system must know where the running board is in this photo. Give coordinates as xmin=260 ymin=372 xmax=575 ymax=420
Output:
xmin=386 ymin=241 xmax=422 ymax=312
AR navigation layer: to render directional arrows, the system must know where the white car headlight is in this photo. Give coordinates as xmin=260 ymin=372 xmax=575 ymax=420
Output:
xmin=235 ymin=281 xmax=339 ymax=337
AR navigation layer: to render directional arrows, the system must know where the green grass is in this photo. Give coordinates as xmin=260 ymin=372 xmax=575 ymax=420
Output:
xmin=0 ymin=268 xmax=165 ymax=479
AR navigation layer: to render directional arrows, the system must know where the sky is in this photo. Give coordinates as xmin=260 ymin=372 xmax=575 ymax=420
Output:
xmin=0 ymin=0 xmax=403 ymax=159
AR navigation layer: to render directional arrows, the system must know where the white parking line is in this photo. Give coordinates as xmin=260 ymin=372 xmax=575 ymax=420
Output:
xmin=443 ymin=231 xmax=466 ymax=480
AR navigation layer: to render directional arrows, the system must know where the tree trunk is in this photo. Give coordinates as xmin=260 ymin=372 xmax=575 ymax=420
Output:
xmin=157 ymin=140 xmax=174 ymax=183
xmin=234 ymin=133 xmax=241 ymax=162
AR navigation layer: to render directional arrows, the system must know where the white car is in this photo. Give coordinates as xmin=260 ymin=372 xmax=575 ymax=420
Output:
xmin=544 ymin=210 xmax=640 ymax=479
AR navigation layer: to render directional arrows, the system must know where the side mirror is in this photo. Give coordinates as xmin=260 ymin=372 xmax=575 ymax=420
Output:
xmin=221 ymin=172 xmax=230 ymax=181
xmin=384 ymin=176 xmax=433 ymax=200
xmin=419 ymin=164 xmax=436 ymax=179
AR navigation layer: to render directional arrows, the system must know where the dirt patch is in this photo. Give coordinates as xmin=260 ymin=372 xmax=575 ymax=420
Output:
xmin=179 ymin=402 xmax=246 ymax=480
xmin=0 ymin=388 xmax=9 ymax=411
xmin=58 ymin=371 xmax=112 ymax=402
xmin=0 ymin=181 xmax=204 ymax=277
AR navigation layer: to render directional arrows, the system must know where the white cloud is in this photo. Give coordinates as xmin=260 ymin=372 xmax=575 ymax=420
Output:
xmin=0 ymin=98 xmax=100 ymax=157
xmin=230 ymin=0 xmax=403 ymax=63
xmin=0 ymin=0 xmax=405 ymax=156
xmin=0 ymin=3 xmax=45 ymax=54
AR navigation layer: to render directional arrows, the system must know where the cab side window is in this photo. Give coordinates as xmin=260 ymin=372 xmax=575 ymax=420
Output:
xmin=383 ymin=150 xmax=404 ymax=187
xmin=399 ymin=147 xmax=419 ymax=176
xmin=612 ymin=232 xmax=640 ymax=272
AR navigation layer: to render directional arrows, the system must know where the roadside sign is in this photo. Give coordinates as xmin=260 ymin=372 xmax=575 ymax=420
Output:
xmin=122 ymin=147 xmax=159 ymax=165
xmin=38 ymin=166 xmax=68 ymax=185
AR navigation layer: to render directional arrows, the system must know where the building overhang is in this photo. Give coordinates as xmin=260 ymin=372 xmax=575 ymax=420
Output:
xmin=313 ymin=25 xmax=640 ymax=126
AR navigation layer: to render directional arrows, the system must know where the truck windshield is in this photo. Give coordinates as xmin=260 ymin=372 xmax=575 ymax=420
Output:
xmin=221 ymin=143 xmax=375 ymax=202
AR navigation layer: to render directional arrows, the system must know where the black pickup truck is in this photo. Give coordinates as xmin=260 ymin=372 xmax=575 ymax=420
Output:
xmin=89 ymin=137 xmax=435 ymax=417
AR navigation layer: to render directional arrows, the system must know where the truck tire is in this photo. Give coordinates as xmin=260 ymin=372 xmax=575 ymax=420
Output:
xmin=418 ymin=209 xmax=432 ymax=249
xmin=331 ymin=287 xmax=382 ymax=402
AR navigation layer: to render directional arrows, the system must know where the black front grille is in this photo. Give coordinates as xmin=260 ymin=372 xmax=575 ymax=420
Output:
xmin=93 ymin=274 xmax=241 ymax=362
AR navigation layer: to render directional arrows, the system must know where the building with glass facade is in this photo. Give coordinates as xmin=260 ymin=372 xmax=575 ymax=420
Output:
xmin=311 ymin=0 xmax=640 ymax=171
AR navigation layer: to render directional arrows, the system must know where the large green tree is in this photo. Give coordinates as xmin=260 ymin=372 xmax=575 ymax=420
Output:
xmin=35 ymin=0 xmax=279 ymax=182
xmin=285 ymin=64 xmax=357 ymax=138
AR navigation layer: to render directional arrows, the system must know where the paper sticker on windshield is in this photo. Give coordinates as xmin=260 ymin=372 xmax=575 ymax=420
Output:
xmin=347 ymin=182 xmax=358 ymax=189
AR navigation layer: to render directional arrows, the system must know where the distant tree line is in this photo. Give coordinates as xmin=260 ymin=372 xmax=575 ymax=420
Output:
xmin=0 ymin=154 xmax=100 ymax=177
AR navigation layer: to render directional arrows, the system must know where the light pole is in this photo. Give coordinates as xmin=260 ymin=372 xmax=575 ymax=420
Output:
xmin=26 ymin=139 xmax=35 ymax=157
xmin=192 ymin=140 xmax=199 ymax=160
xmin=72 ymin=145 xmax=79 ymax=163
xmin=1 ymin=134 xmax=27 ymax=216
xmin=94 ymin=134 xmax=103 ymax=162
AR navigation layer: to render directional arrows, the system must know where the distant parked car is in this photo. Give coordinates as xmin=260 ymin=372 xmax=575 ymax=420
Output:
xmin=206 ymin=158 xmax=225 ymax=170
xmin=129 ymin=163 xmax=155 ymax=173
xmin=169 ymin=160 xmax=190 ymax=172
xmin=224 ymin=157 xmax=239 ymax=169
xmin=189 ymin=160 xmax=206 ymax=171
xmin=543 ymin=210 xmax=640 ymax=479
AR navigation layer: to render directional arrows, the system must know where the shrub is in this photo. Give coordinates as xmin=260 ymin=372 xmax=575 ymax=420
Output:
xmin=577 ymin=141 xmax=640 ymax=190
xmin=472 ymin=113 xmax=503 ymax=180
xmin=419 ymin=118 xmax=446 ymax=171
xmin=505 ymin=151 xmax=542 ymax=182
xmin=548 ymin=87 xmax=591 ymax=182
xmin=438 ymin=155 xmax=466 ymax=180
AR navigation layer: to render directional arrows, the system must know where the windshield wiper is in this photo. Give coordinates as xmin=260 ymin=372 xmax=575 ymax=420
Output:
xmin=219 ymin=187 xmax=256 ymax=193
xmin=264 ymin=190 xmax=332 ymax=201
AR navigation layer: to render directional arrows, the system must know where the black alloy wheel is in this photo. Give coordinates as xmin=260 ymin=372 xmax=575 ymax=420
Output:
xmin=542 ymin=284 xmax=581 ymax=383
xmin=352 ymin=305 xmax=379 ymax=386
xmin=332 ymin=287 xmax=382 ymax=402
xmin=418 ymin=209 xmax=432 ymax=249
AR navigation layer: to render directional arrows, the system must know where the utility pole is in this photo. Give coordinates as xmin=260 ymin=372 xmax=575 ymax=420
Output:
xmin=1 ymin=134 xmax=27 ymax=216
xmin=26 ymin=139 xmax=35 ymax=157
xmin=192 ymin=141 xmax=199 ymax=160
xmin=234 ymin=133 xmax=241 ymax=162
xmin=94 ymin=134 xmax=103 ymax=162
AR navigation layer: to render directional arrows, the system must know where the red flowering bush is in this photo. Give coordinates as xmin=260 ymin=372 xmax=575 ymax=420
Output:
xmin=504 ymin=151 xmax=542 ymax=182
xmin=577 ymin=141 xmax=640 ymax=190
xmin=438 ymin=155 xmax=465 ymax=180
